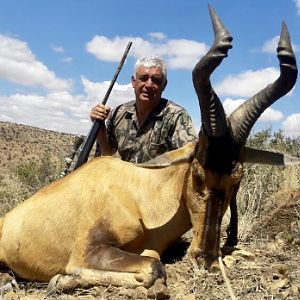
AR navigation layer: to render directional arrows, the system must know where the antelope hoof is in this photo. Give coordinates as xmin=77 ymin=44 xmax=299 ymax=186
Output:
xmin=204 ymin=255 xmax=219 ymax=271
xmin=135 ymin=259 xmax=167 ymax=288
xmin=187 ymin=246 xmax=220 ymax=271
xmin=45 ymin=274 xmax=63 ymax=297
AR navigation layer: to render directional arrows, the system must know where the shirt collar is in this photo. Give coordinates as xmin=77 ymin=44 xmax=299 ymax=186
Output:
xmin=124 ymin=98 xmax=168 ymax=119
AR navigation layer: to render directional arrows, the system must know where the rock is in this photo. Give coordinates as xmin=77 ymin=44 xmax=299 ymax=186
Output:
xmin=281 ymin=290 xmax=290 ymax=299
xmin=118 ymin=287 xmax=135 ymax=298
xmin=274 ymin=264 xmax=289 ymax=277
xmin=291 ymin=284 xmax=300 ymax=295
xmin=0 ymin=283 xmax=13 ymax=293
xmin=231 ymin=249 xmax=255 ymax=261
xmin=147 ymin=279 xmax=170 ymax=299
xmin=223 ymin=255 xmax=237 ymax=269
xmin=3 ymin=291 xmax=19 ymax=300
xmin=182 ymin=295 xmax=196 ymax=300
xmin=0 ymin=274 xmax=15 ymax=286
xmin=135 ymin=286 xmax=148 ymax=297
xmin=269 ymin=278 xmax=289 ymax=293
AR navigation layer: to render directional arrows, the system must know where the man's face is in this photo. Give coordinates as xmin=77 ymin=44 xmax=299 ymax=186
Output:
xmin=132 ymin=66 xmax=167 ymax=107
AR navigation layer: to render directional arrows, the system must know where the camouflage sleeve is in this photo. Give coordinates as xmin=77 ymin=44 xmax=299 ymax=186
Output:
xmin=169 ymin=110 xmax=198 ymax=149
xmin=105 ymin=109 xmax=118 ymax=150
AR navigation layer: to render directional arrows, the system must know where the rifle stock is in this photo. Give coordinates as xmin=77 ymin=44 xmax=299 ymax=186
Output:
xmin=72 ymin=41 xmax=132 ymax=171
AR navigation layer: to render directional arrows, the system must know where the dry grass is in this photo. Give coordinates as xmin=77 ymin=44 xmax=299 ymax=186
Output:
xmin=0 ymin=121 xmax=77 ymax=214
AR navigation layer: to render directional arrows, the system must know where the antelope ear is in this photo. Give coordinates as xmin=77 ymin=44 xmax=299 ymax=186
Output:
xmin=244 ymin=146 xmax=300 ymax=166
xmin=138 ymin=142 xmax=196 ymax=169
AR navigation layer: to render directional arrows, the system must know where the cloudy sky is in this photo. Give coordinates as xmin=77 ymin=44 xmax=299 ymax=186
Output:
xmin=1 ymin=0 xmax=300 ymax=137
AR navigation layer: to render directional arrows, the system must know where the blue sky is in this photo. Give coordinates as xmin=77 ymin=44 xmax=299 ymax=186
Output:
xmin=0 ymin=0 xmax=300 ymax=137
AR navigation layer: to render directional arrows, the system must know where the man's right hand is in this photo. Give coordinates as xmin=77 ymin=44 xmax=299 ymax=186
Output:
xmin=90 ymin=104 xmax=111 ymax=122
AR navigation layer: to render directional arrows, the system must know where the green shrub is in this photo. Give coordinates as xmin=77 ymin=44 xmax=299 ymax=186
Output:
xmin=15 ymin=150 xmax=59 ymax=194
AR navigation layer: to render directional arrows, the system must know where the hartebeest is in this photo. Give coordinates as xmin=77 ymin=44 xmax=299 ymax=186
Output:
xmin=0 ymin=5 xmax=298 ymax=294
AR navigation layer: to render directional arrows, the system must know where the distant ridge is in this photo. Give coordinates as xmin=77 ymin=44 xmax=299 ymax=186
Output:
xmin=0 ymin=121 xmax=76 ymax=174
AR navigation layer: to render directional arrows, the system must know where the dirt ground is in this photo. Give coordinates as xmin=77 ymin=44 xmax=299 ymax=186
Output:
xmin=1 ymin=193 xmax=299 ymax=300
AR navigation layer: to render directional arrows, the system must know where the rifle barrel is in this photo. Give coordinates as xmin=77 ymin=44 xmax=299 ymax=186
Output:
xmin=74 ymin=41 xmax=132 ymax=170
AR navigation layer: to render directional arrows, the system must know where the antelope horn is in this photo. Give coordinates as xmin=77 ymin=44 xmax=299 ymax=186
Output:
xmin=192 ymin=5 xmax=232 ymax=137
xmin=229 ymin=22 xmax=298 ymax=145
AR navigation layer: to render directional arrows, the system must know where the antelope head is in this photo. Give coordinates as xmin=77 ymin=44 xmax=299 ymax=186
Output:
xmin=187 ymin=5 xmax=298 ymax=266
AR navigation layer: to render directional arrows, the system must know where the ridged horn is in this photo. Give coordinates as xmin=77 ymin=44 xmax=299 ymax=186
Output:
xmin=229 ymin=22 xmax=298 ymax=145
xmin=192 ymin=5 xmax=232 ymax=137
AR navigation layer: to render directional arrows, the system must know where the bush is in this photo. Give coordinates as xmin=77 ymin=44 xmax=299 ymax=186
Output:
xmin=234 ymin=129 xmax=300 ymax=241
xmin=15 ymin=150 xmax=59 ymax=193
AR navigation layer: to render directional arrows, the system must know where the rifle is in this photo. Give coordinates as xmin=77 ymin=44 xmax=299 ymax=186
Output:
xmin=69 ymin=41 xmax=132 ymax=172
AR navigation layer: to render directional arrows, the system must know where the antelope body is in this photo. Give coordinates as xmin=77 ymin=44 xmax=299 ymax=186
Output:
xmin=0 ymin=6 xmax=298 ymax=292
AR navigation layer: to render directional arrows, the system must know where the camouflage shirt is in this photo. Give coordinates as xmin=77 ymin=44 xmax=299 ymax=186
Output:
xmin=104 ymin=98 xmax=197 ymax=163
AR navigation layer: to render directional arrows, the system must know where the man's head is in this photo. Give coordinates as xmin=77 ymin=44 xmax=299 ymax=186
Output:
xmin=132 ymin=56 xmax=168 ymax=108
xmin=134 ymin=56 xmax=167 ymax=80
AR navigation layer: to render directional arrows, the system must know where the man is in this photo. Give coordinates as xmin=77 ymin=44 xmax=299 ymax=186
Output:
xmin=90 ymin=56 xmax=197 ymax=163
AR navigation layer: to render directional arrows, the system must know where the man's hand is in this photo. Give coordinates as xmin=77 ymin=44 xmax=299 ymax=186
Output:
xmin=90 ymin=104 xmax=111 ymax=121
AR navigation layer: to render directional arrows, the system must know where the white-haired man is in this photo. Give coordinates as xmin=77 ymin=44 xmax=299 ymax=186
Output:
xmin=90 ymin=56 xmax=197 ymax=163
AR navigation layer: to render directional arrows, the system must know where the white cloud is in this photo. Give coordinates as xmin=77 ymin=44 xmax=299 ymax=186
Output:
xmin=162 ymin=39 xmax=208 ymax=69
xmin=282 ymin=113 xmax=300 ymax=137
xmin=1 ymin=31 xmax=296 ymax=136
xmin=51 ymin=45 xmax=64 ymax=53
xmin=81 ymin=76 xmax=134 ymax=108
xmin=262 ymin=36 xmax=279 ymax=54
xmin=261 ymin=35 xmax=299 ymax=54
xmin=215 ymin=67 xmax=280 ymax=98
xmin=222 ymin=98 xmax=245 ymax=116
xmin=0 ymin=32 xmax=136 ymax=134
xmin=86 ymin=36 xmax=133 ymax=62
xmin=0 ymin=92 xmax=82 ymax=133
xmin=260 ymin=108 xmax=284 ymax=122
xmin=85 ymin=35 xmax=208 ymax=70
xmin=0 ymin=92 xmax=88 ymax=134
xmin=294 ymin=0 xmax=300 ymax=14
xmin=0 ymin=34 xmax=72 ymax=91
xmin=0 ymin=78 xmax=135 ymax=134
xmin=223 ymin=98 xmax=283 ymax=122
xmin=51 ymin=44 xmax=73 ymax=63
xmin=61 ymin=56 xmax=73 ymax=63
xmin=148 ymin=32 xmax=167 ymax=41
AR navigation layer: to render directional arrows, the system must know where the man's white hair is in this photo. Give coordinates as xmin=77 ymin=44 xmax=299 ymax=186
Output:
xmin=134 ymin=56 xmax=167 ymax=79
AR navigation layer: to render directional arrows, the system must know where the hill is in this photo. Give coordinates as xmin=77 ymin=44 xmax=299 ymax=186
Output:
xmin=0 ymin=121 xmax=76 ymax=175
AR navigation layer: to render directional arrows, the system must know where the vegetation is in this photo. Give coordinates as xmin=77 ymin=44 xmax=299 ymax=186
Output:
xmin=228 ymin=129 xmax=300 ymax=241
xmin=0 ymin=121 xmax=74 ymax=215
xmin=15 ymin=150 xmax=59 ymax=192
xmin=0 ymin=151 xmax=62 ymax=216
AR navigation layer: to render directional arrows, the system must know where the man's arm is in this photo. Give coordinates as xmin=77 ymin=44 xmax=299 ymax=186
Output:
xmin=90 ymin=103 xmax=117 ymax=156
xmin=96 ymin=125 xmax=117 ymax=156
